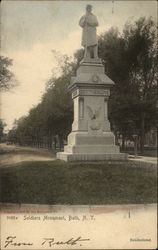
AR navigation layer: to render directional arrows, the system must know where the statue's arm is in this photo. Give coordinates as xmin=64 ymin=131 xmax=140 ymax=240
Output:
xmin=95 ymin=17 xmax=99 ymax=27
xmin=79 ymin=15 xmax=86 ymax=28
xmin=87 ymin=15 xmax=99 ymax=27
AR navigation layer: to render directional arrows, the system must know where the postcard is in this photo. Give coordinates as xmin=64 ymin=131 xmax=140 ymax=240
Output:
xmin=0 ymin=0 xmax=157 ymax=249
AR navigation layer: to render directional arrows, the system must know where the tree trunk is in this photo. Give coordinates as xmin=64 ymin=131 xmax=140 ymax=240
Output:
xmin=54 ymin=137 xmax=57 ymax=150
xmin=140 ymin=112 xmax=145 ymax=154
xmin=115 ymin=131 xmax=119 ymax=145
xmin=122 ymin=134 xmax=125 ymax=150
xmin=59 ymin=135 xmax=63 ymax=151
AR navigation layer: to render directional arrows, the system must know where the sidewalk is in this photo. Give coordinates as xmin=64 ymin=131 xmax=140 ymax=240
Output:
xmin=129 ymin=155 xmax=157 ymax=168
xmin=0 ymin=143 xmax=56 ymax=166
xmin=0 ymin=143 xmax=55 ymax=156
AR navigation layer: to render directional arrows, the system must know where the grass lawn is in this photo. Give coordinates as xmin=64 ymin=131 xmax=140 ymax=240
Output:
xmin=0 ymin=160 xmax=157 ymax=205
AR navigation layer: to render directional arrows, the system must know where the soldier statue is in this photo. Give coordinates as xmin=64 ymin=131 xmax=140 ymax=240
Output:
xmin=79 ymin=4 xmax=99 ymax=59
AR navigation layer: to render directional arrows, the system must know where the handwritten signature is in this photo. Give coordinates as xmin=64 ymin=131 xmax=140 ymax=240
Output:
xmin=4 ymin=236 xmax=90 ymax=248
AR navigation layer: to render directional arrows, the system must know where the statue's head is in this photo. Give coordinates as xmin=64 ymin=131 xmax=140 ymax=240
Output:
xmin=86 ymin=4 xmax=92 ymax=13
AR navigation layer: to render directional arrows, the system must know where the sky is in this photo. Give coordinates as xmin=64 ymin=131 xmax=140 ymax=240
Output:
xmin=1 ymin=0 xmax=157 ymax=130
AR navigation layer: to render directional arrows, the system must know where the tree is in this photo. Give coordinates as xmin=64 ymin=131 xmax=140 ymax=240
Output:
xmin=0 ymin=119 xmax=7 ymax=142
xmin=123 ymin=17 xmax=157 ymax=152
xmin=43 ymin=73 xmax=73 ymax=148
xmin=12 ymin=52 xmax=74 ymax=149
xmin=0 ymin=56 xmax=17 ymax=91
xmin=98 ymin=17 xmax=157 ymax=152
xmin=98 ymin=28 xmax=134 ymax=147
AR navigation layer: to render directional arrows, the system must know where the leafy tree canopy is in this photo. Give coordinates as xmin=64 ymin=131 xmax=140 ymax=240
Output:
xmin=0 ymin=56 xmax=18 ymax=91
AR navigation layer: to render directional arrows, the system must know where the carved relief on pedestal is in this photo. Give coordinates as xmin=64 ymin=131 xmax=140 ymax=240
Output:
xmin=90 ymin=121 xmax=101 ymax=131
xmin=87 ymin=105 xmax=102 ymax=131
xmin=87 ymin=105 xmax=101 ymax=120
xmin=91 ymin=74 xmax=100 ymax=83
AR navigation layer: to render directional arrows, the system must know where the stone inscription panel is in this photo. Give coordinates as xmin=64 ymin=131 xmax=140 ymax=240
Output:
xmin=80 ymin=89 xmax=110 ymax=96
xmin=72 ymin=89 xmax=110 ymax=98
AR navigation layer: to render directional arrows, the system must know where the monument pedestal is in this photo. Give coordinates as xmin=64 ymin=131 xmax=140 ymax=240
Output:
xmin=57 ymin=59 xmax=127 ymax=162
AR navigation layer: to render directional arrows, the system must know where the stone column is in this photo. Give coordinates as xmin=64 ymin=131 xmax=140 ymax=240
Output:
xmin=57 ymin=59 xmax=128 ymax=162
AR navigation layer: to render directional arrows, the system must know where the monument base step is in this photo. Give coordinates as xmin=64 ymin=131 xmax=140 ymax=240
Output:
xmin=64 ymin=145 xmax=119 ymax=154
xmin=56 ymin=152 xmax=128 ymax=162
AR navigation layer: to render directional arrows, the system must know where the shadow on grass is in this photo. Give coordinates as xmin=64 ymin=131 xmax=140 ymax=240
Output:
xmin=0 ymin=160 xmax=157 ymax=205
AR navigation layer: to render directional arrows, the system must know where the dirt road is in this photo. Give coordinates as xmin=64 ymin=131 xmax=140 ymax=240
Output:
xmin=0 ymin=143 xmax=55 ymax=166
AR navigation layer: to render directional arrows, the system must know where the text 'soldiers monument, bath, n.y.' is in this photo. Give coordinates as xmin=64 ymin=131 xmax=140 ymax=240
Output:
xmin=57 ymin=5 xmax=127 ymax=161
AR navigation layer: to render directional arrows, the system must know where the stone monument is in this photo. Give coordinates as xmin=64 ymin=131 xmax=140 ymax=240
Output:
xmin=57 ymin=5 xmax=127 ymax=162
